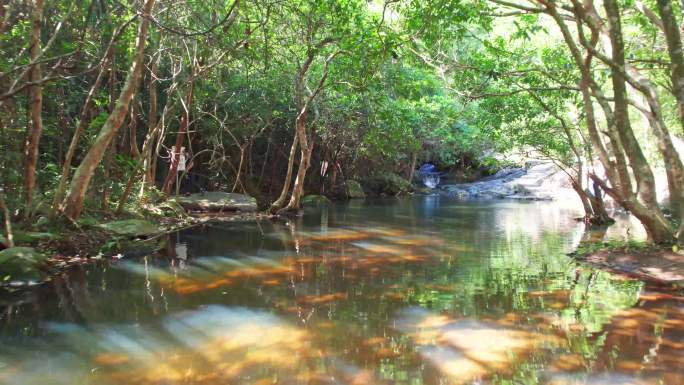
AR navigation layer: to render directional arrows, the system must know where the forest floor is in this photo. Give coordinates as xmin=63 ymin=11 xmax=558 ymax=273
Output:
xmin=573 ymin=244 xmax=684 ymax=288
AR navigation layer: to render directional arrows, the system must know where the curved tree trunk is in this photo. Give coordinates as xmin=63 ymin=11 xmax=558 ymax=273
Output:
xmin=545 ymin=1 xmax=674 ymax=242
xmin=51 ymin=53 xmax=111 ymax=217
xmin=23 ymin=0 xmax=43 ymax=214
xmin=571 ymin=181 xmax=594 ymax=221
xmin=62 ymin=0 xmax=156 ymax=220
xmin=270 ymin=134 xmax=298 ymax=211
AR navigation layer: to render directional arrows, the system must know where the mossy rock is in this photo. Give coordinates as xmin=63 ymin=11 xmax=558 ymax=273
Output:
xmin=301 ymin=195 xmax=332 ymax=206
xmin=0 ymin=247 xmax=47 ymax=281
xmin=346 ymin=180 xmax=366 ymax=199
xmin=360 ymin=173 xmax=414 ymax=196
xmin=172 ymin=192 xmax=257 ymax=212
xmin=98 ymin=219 xmax=161 ymax=238
xmin=13 ymin=231 xmax=61 ymax=245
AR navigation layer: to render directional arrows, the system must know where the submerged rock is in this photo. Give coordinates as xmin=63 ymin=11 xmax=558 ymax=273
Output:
xmin=172 ymin=192 xmax=257 ymax=212
xmin=98 ymin=219 xmax=161 ymax=238
xmin=345 ymin=180 xmax=366 ymax=199
xmin=301 ymin=195 xmax=332 ymax=206
xmin=0 ymin=247 xmax=47 ymax=281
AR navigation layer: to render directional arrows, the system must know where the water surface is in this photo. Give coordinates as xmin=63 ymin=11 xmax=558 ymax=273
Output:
xmin=1 ymin=197 xmax=682 ymax=384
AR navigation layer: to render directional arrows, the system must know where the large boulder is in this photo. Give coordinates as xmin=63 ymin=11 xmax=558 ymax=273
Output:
xmin=172 ymin=192 xmax=257 ymax=212
xmin=345 ymin=180 xmax=365 ymax=199
xmin=0 ymin=247 xmax=47 ymax=281
xmin=98 ymin=219 xmax=161 ymax=238
xmin=360 ymin=173 xmax=413 ymax=197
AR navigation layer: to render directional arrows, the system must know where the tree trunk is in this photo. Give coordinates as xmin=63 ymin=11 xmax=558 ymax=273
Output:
xmin=144 ymin=54 xmax=158 ymax=186
xmin=548 ymin=1 xmax=673 ymax=241
xmin=62 ymin=0 xmax=156 ymax=220
xmin=587 ymin=180 xmax=613 ymax=225
xmin=656 ymin=0 xmax=684 ymax=239
xmin=603 ymin=0 xmax=662 ymax=214
xmin=23 ymin=0 xmax=43 ymax=214
xmin=52 ymin=53 xmax=111 ymax=216
xmin=129 ymin=100 xmax=141 ymax=158
xmin=161 ymin=80 xmax=194 ymax=195
xmin=408 ymin=152 xmax=417 ymax=183
xmin=0 ymin=191 xmax=14 ymax=248
xmin=571 ymin=181 xmax=594 ymax=221
xmin=232 ymin=145 xmax=246 ymax=193
xmin=283 ymin=113 xmax=312 ymax=212
xmin=270 ymin=134 xmax=298 ymax=211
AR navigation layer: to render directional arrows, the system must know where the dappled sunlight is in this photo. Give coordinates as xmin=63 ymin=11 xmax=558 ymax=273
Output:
xmin=0 ymin=306 xmax=381 ymax=385
xmin=3 ymin=198 xmax=683 ymax=384
xmin=394 ymin=307 xmax=563 ymax=383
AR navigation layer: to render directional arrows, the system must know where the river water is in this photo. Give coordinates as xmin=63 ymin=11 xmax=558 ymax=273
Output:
xmin=1 ymin=197 xmax=683 ymax=384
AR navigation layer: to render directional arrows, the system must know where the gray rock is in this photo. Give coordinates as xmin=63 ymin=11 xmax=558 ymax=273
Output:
xmin=346 ymin=180 xmax=366 ymax=199
xmin=172 ymin=192 xmax=257 ymax=212
xmin=98 ymin=219 xmax=161 ymax=238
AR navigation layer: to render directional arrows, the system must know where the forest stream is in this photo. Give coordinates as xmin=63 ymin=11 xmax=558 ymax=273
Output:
xmin=1 ymin=197 xmax=682 ymax=385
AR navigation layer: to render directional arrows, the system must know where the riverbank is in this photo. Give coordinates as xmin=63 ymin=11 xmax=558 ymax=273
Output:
xmin=572 ymin=241 xmax=684 ymax=288
xmin=0 ymin=192 xmax=272 ymax=290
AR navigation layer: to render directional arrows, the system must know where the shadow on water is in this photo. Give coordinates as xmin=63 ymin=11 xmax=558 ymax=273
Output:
xmin=0 ymin=196 xmax=682 ymax=384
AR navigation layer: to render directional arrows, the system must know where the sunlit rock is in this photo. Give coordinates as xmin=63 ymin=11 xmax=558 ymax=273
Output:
xmin=172 ymin=191 xmax=257 ymax=212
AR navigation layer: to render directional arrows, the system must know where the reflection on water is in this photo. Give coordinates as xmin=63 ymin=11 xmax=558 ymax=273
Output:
xmin=0 ymin=197 xmax=681 ymax=384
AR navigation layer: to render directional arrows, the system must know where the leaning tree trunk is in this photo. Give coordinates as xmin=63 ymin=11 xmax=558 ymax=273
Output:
xmin=52 ymin=53 xmax=111 ymax=216
xmin=62 ymin=0 xmax=156 ymax=220
xmin=603 ymin=0 xmax=662 ymax=215
xmin=547 ymin=1 xmax=672 ymax=242
xmin=23 ymin=0 xmax=43 ymax=214
xmin=270 ymin=134 xmax=298 ymax=211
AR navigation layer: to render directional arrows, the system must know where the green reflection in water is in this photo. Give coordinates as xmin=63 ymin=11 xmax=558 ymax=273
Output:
xmin=1 ymin=197 xmax=679 ymax=385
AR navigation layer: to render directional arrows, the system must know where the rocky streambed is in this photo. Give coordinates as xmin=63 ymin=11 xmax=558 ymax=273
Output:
xmin=438 ymin=162 xmax=575 ymax=201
